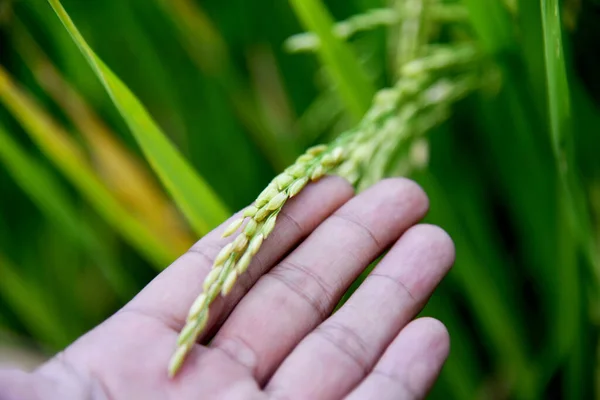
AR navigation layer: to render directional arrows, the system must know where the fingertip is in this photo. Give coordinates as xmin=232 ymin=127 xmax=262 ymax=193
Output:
xmin=401 ymin=224 xmax=456 ymax=269
xmin=409 ymin=317 xmax=450 ymax=361
xmin=345 ymin=317 xmax=451 ymax=400
xmin=371 ymin=178 xmax=430 ymax=218
xmin=386 ymin=317 xmax=450 ymax=395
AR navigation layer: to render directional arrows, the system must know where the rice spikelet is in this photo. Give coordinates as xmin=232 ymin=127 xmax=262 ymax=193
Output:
xmin=168 ymin=144 xmax=346 ymax=377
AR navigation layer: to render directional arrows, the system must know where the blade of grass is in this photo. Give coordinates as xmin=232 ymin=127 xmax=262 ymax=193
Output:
xmin=296 ymin=88 xmax=343 ymax=146
xmin=0 ymin=67 xmax=176 ymax=269
xmin=516 ymin=0 xmax=549 ymax=123
xmin=12 ymin=19 xmax=194 ymax=254
xmin=426 ymin=123 xmax=530 ymax=332
xmin=288 ymin=0 xmax=376 ymax=121
xmin=462 ymin=0 xmax=575 ymax=395
xmin=107 ymin=0 xmax=190 ymax=148
xmin=470 ymin=82 xmax=567 ymax=395
xmin=0 ymin=124 xmax=136 ymax=300
xmin=541 ymin=0 xmax=572 ymax=157
xmin=418 ymin=172 xmax=537 ymax=400
xmin=540 ymin=1 xmax=593 ymax=396
xmin=47 ymin=0 xmax=230 ymax=235
xmin=461 ymin=0 xmax=513 ymax=54
xmin=246 ymin=44 xmax=297 ymax=140
xmin=0 ymin=253 xmax=70 ymax=349
xmin=153 ymin=0 xmax=299 ymax=170
xmin=424 ymin=293 xmax=482 ymax=400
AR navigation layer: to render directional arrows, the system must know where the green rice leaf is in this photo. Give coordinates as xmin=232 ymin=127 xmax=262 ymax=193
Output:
xmin=540 ymin=0 xmax=570 ymax=154
xmin=47 ymin=0 xmax=230 ymax=235
xmin=0 ymin=124 xmax=136 ymax=299
xmin=462 ymin=0 xmax=513 ymax=54
xmin=288 ymin=0 xmax=376 ymax=121
xmin=540 ymin=1 xmax=590 ymax=397
xmin=0 ymin=254 xmax=69 ymax=348
xmin=418 ymin=172 xmax=538 ymax=399
xmin=0 ymin=67 xmax=176 ymax=269
xmin=12 ymin=21 xmax=195 ymax=256
xmin=154 ymin=0 xmax=299 ymax=170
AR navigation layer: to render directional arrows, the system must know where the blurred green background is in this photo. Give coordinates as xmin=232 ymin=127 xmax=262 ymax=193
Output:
xmin=1 ymin=0 xmax=600 ymax=398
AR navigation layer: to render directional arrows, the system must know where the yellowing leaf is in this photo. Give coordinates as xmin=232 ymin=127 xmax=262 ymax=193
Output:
xmin=48 ymin=0 xmax=230 ymax=235
xmin=0 ymin=124 xmax=136 ymax=299
xmin=0 ymin=67 xmax=176 ymax=269
xmin=13 ymin=21 xmax=194 ymax=254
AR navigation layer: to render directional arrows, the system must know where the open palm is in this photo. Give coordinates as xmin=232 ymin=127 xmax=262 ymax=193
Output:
xmin=1 ymin=177 xmax=455 ymax=400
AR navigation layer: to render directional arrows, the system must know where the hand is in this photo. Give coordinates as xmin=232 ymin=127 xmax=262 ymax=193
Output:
xmin=0 ymin=177 xmax=455 ymax=400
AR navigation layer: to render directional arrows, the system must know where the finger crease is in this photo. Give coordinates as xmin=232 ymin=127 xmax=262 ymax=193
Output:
xmin=186 ymin=244 xmax=222 ymax=267
xmin=88 ymin=370 xmax=118 ymax=400
xmin=45 ymin=351 xmax=118 ymax=400
xmin=366 ymin=273 xmax=417 ymax=303
xmin=116 ymin=306 xmax=182 ymax=334
xmin=330 ymin=213 xmax=382 ymax=249
xmin=314 ymin=322 xmax=371 ymax=377
xmin=212 ymin=335 xmax=259 ymax=373
xmin=267 ymin=259 xmax=334 ymax=320
xmin=277 ymin=209 xmax=304 ymax=236
xmin=237 ymin=251 xmax=267 ymax=294
xmin=371 ymin=369 xmax=421 ymax=399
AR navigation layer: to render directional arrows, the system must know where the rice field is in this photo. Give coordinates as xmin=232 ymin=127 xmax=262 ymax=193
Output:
xmin=0 ymin=0 xmax=599 ymax=398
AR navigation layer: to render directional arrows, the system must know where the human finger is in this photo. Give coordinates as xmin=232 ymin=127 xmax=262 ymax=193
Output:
xmin=212 ymin=179 xmax=429 ymax=382
xmin=265 ymin=224 xmax=454 ymax=399
xmin=345 ymin=317 xmax=450 ymax=400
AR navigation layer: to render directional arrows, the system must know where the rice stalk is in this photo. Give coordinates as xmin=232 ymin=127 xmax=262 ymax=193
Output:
xmin=284 ymin=5 xmax=469 ymax=54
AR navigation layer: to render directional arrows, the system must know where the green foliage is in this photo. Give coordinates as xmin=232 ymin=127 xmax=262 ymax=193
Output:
xmin=47 ymin=0 xmax=230 ymax=236
xmin=0 ymin=66 xmax=177 ymax=267
xmin=288 ymin=0 xmax=376 ymax=120
xmin=0 ymin=0 xmax=599 ymax=398
xmin=0 ymin=123 xmax=135 ymax=299
xmin=0 ymin=254 xmax=69 ymax=349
